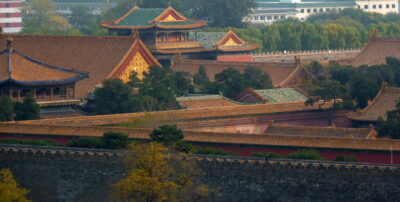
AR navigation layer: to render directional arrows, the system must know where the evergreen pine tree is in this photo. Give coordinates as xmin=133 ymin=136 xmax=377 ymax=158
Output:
xmin=0 ymin=95 xmax=14 ymax=121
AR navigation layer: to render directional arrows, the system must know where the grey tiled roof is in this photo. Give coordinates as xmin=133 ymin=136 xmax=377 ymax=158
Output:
xmin=188 ymin=32 xmax=227 ymax=49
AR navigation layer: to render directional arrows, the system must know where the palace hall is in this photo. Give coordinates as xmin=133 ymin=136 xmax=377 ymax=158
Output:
xmin=0 ymin=38 xmax=88 ymax=103
xmin=0 ymin=34 xmax=160 ymax=100
xmin=100 ymin=7 xmax=260 ymax=65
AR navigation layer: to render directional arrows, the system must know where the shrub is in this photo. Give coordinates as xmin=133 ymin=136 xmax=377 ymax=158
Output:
xmin=174 ymin=140 xmax=194 ymax=153
xmin=335 ymin=155 xmax=359 ymax=162
xmin=253 ymin=152 xmax=283 ymax=158
xmin=67 ymin=132 xmax=130 ymax=149
xmin=102 ymin=132 xmax=129 ymax=149
xmin=150 ymin=125 xmax=184 ymax=146
xmin=67 ymin=137 xmax=103 ymax=149
xmin=286 ymin=150 xmax=325 ymax=161
xmin=193 ymin=147 xmax=238 ymax=156
xmin=0 ymin=138 xmax=58 ymax=146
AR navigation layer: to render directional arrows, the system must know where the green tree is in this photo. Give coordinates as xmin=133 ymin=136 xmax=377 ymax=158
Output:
xmin=104 ymin=0 xmax=184 ymax=20
xmin=377 ymin=100 xmax=400 ymax=139
xmin=14 ymin=94 xmax=40 ymax=121
xmin=0 ymin=169 xmax=31 ymax=202
xmin=102 ymin=132 xmax=129 ymax=150
xmin=191 ymin=0 xmax=256 ymax=28
xmin=193 ymin=65 xmax=210 ymax=87
xmin=94 ymin=79 xmax=139 ymax=115
xmin=138 ymin=66 xmax=192 ymax=110
xmin=69 ymin=6 xmax=96 ymax=28
xmin=243 ymin=66 xmax=273 ymax=89
xmin=22 ymin=0 xmax=79 ymax=35
xmin=111 ymin=142 xmax=213 ymax=201
xmin=350 ymin=76 xmax=378 ymax=108
xmin=150 ymin=125 xmax=184 ymax=146
xmin=0 ymin=95 xmax=14 ymax=121
xmin=208 ymin=68 xmax=246 ymax=98
xmin=67 ymin=132 xmax=129 ymax=149
xmin=313 ymin=80 xmax=349 ymax=104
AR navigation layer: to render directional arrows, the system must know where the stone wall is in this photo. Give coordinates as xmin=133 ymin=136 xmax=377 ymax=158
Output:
xmin=1 ymin=145 xmax=400 ymax=202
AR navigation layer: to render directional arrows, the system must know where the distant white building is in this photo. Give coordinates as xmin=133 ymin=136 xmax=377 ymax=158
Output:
xmin=53 ymin=0 xmax=117 ymax=15
xmin=0 ymin=0 xmax=23 ymax=33
xmin=251 ymin=0 xmax=398 ymax=25
xmin=356 ymin=0 xmax=398 ymax=14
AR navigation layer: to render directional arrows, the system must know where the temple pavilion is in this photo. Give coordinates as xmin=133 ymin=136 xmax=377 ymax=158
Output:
xmin=100 ymin=7 xmax=260 ymax=65
xmin=0 ymin=38 xmax=88 ymax=103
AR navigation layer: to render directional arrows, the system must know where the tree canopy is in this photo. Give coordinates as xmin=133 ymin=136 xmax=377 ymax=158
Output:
xmin=93 ymin=79 xmax=139 ymax=115
xmin=111 ymin=142 xmax=213 ymax=201
xmin=377 ymin=100 xmax=400 ymax=139
xmin=0 ymin=169 xmax=31 ymax=202
xmin=0 ymin=95 xmax=14 ymax=122
xmin=205 ymin=66 xmax=273 ymax=98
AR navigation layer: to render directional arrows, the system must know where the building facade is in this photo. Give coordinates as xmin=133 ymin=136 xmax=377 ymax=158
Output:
xmin=0 ymin=0 xmax=23 ymax=33
xmin=100 ymin=7 xmax=260 ymax=65
xmin=251 ymin=0 xmax=398 ymax=25
xmin=355 ymin=0 xmax=398 ymax=15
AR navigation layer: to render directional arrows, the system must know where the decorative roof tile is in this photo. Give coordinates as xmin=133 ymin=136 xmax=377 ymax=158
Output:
xmin=254 ymin=88 xmax=309 ymax=103
xmin=100 ymin=7 xmax=207 ymax=30
xmin=0 ymin=35 xmax=158 ymax=98
xmin=347 ymin=37 xmax=400 ymax=67
xmin=0 ymin=44 xmax=87 ymax=86
xmin=346 ymin=83 xmax=400 ymax=121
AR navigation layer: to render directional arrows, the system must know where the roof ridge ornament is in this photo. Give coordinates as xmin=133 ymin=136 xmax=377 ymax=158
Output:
xmin=6 ymin=37 xmax=13 ymax=50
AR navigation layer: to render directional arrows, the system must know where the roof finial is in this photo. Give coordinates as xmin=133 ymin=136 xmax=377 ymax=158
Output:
xmin=131 ymin=28 xmax=139 ymax=40
xmin=6 ymin=37 xmax=13 ymax=49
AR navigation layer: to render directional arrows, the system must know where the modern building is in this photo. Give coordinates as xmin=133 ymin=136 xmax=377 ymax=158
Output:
xmin=251 ymin=0 xmax=398 ymax=25
xmin=0 ymin=0 xmax=23 ymax=33
xmin=100 ymin=7 xmax=260 ymax=65
xmin=53 ymin=0 xmax=117 ymax=15
xmin=355 ymin=0 xmax=398 ymax=15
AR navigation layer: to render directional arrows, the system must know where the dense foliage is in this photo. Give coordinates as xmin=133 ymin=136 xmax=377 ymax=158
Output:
xmin=150 ymin=124 xmax=184 ymax=146
xmin=67 ymin=132 xmax=130 ymax=149
xmin=133 ymin=66 xmax=193 ymax=110
xmin=303 ymin=57 xmax=400 ymax=110
xmin=253 ymin=150 xmax=325 ymax=161
xmin=377 ymin=100 xmax=400 ymax=139
xmin=0 ymin=138 xmax=58 ymax=147
xmin=111 ymin=142 xmax=214 ymax=201
xmin=208 ymin=8 xmax=400 ymax=52
xmin=203 ymin=66 xmax=273 ymax=98
xmin=0 ymin=169 xmax=31 ymax=202
xmin=0 ymin=94 xmax=40 ymax=122
xmin=286 ymin=150 xmax=325 ymax=161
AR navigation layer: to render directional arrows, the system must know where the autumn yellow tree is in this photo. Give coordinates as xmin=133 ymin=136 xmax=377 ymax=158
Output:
xmin=0 ymin=169 xmax=31 ymax=202
xmin=111 ymin=142 xmax=213 ymax=202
